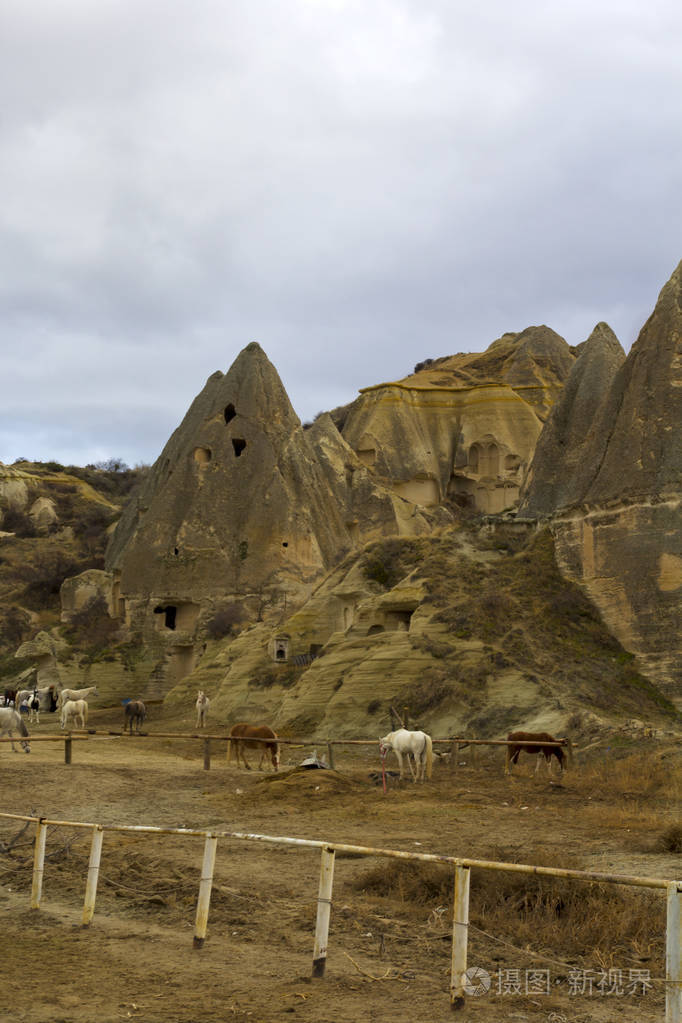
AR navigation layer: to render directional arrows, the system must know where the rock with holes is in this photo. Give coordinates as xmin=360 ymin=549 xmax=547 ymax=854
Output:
xmin=104 ymin=343 xmax=446 ymax=663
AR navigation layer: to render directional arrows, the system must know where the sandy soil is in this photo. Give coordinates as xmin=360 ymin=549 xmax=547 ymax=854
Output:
xmin=0 ymin=705 xmax=679 ymax=1023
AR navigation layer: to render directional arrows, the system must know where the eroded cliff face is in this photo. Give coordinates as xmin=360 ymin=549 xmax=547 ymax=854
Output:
xmin=520 ymin=263 xmax=682 ymax=704
xmin=103 ymin=343 xmax=448 ymax=681
xmin=340 ymin=326 xmax=575 ymax=514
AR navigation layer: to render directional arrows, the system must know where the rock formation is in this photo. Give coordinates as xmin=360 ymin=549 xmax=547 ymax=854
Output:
xmin=520 ymin=262 xmax=682 ymax=703
xmin=340 ymin=326 xmax=576 ymax=514
xmin=103 ymin=343 xmax=448 ymax=685
xmin=518 ymin=323 xmax=626 ymax=516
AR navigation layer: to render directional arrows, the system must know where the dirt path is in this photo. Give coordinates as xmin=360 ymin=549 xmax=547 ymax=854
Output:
xmin=0 ymin=707 xmax=679 ymax=1022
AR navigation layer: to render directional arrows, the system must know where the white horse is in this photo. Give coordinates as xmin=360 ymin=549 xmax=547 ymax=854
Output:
xmin=0 ymin=707 xmax=31 ymax=752
xmin=57 ymin=686 xmax=98 ymax=709
xmin=61 ymin=699 xmax=88 ymax=730
xmin=379 ymin=728 xmax=433 ymax=782
xmin=195 ymin=690 xmax=209 ymax=728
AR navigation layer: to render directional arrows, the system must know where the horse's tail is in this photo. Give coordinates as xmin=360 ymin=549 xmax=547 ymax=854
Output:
xmin=82 ymin=703 xmax=88 ymax=727
xmin=18 ymin=715 xmax=29 ymax=738
xmin=424 ymin=734 xmax=433 ymax=780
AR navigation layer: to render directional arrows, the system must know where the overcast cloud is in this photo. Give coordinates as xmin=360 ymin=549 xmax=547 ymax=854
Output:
xmin=1 ymin=1 xmax=681 ymax=468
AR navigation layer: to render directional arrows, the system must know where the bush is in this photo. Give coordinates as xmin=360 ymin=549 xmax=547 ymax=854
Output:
xmin=206 ymin=603 xmax=246 ymax=640
xmin=656 ymin=824 xmax=682 ymax=853
xmin=0 ymin=507 xmax=35 ymax=537
xmin=18 ymin=550 xmax=88 ymax=609
xmin=362 ymin=538 xmax=425 ymax=590
xmin=64 ymin=596 xmax=119 ymax=650
xmin=0 ymin=606 xmax=32 ymax=650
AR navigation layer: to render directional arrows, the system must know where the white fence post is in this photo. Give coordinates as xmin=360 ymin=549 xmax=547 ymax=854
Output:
xmin=193 ymin=834 xmax=218 ymax=948
xmin=450 ymin=864 xmax=470 ymax=1010
xmin=312 ymin=846 xmax=335 ymax=977
xmin=82 ymin=825 xmax=104 ymax=926
xmin=667 ymin=882 xmax=682 ymax=1023
xmin=30 ymin=818 xmax=48 ymax=910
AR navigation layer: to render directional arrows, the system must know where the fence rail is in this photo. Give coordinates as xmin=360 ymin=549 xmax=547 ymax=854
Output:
xmin=0 ymin=811 xmax=679 ymax=1020
xmin=0 ymin=730 xmax=569 ymax=770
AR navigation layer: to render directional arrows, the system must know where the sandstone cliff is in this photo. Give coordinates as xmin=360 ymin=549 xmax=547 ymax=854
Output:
xmin=340 ymin=326 xmax=576 ymax=515
xmin=520 ymin=263 xmax=682 ymax=703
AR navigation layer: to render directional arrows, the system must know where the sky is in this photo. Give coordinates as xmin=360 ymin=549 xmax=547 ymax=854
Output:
xmin=1 ymin=1 xmax=681 ymax=469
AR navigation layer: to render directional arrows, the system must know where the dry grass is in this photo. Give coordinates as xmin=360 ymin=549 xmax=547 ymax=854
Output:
xmin=350 ymin=849 xmax=665 ymax=965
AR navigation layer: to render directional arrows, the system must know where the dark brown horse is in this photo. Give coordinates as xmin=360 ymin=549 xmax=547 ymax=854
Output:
xmin=124 ymin=700 xmax=146 ymax=734
xmin=505 ymin=731 xmax=573 ymax=776
xmin=227 ymin=723 xmax=279 ymax=772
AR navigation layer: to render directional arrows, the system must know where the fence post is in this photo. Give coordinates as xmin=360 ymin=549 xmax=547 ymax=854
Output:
xmin=449 ymin=741 xmax=459 ymax=772
xmin=203 ymin=738 xmax=211 ymax=771
xmin=82 ymin=825 xmax=104 ymax=926
xmin=312 ymin=846 xmax=335 ymax=977
xmin=326 ymin=742 xmax=335 ymax=770
xmin=193 ymin=834 xmax=218 ymax=948
xmin=450 ymin=864 xmax=470 ymax=1010
xmin=667 ymin=882 xmax=682 ymax=1023
xmin=64 ymin=736 xmax=72 ymax=764
xmin=31 ymin=818 xmax=48 ymax=910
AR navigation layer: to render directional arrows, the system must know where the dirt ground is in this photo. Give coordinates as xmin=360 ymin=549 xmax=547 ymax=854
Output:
xmin=0 ymin=705 xmax=679 ymax=1023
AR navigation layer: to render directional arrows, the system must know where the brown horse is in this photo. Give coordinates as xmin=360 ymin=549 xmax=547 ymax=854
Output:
xmin=124 ymin=700 xmax=146 ymax=734
xmin=227 ymin=723 xmax=279 ymax=772
xmin=505 ymin=731 xmax=573 ymax=776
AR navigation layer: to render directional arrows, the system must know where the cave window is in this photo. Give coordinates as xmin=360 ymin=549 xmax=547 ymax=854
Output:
xmin=154 ymin=605 xmax=177 ymax=630
xmin=232 ymin=438 xmax=246 ymax=457
xmin=224 ymin=403 xmax=236 ymax=424
xmin=274 ymin=639 xmax=289 ymax=662
xmin=282 ymin=541 xmax=288 ymax=548
xmin=367 ymin=624 xmax=385 ymax=636
xmin=468 ymin=444 xmax=480 ymax=473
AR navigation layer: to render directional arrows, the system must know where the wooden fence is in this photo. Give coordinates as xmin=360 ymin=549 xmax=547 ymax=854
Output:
xmin=0 ymin=811 xmax=679 ymax=1020
xmin=0 ymin=731 xmax=569 ymax=771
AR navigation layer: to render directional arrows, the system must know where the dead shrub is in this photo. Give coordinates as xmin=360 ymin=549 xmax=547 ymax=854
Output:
xmin=352 ymin=860 xmax=452 ymax=905
xmin=655 ymin=823 xmax=682 ymax=854
xmin=351 ymin=850 xmax=665 ymax=960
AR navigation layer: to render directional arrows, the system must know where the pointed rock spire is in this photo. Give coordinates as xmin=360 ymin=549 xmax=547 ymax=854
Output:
xmin=519 ymin=322 xmax=625 ymax=515
xmin=582 ymin=261 xmax=682 ymax=504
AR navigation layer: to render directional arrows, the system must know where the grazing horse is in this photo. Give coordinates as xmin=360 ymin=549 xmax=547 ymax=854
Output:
xmin=379 ymin=729 xmax=433 ymax=782
xmin=195 ymin=690 xmax=209 ymax=729
xmin=124 ymin=700 xmax=146 ymax=734
xmin=505 ymin=731 xmax=573 ymax=777
xmin=0 ymin=707 xmax=31 ymax=752
xmin=57 ymin=686 xmax=99 ymax=709
xmin=227 ymin=723 xmax=280 ymax=772
xmin=61 ymin=699 xmax=88 ymax=730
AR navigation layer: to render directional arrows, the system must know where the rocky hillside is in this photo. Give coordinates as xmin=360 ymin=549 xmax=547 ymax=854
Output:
xmin=0 ymin=461 xmax=146 ymax=688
